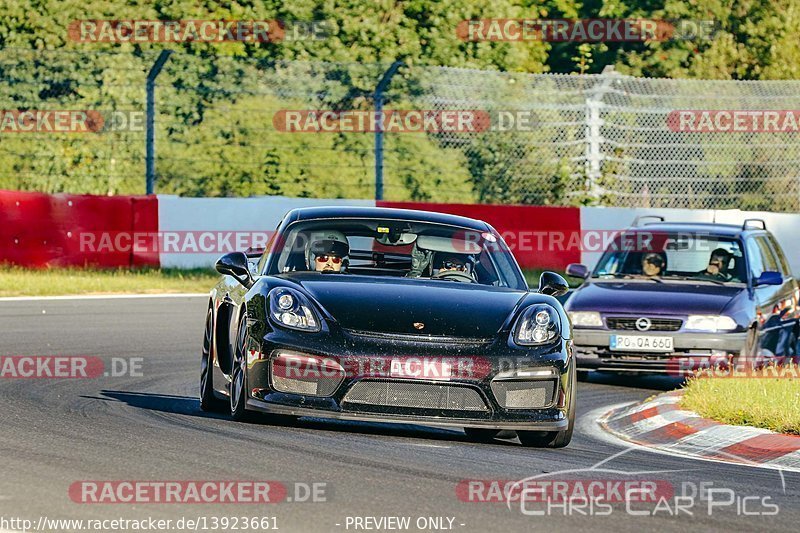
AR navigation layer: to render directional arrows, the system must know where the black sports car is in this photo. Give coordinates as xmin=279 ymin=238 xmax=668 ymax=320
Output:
xmin=200 ymin=206 xmax=575 ymax=447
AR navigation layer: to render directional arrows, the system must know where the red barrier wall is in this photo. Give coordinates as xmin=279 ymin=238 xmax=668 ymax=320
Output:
xmin=377 ymin=201 xmax=581 ymax=269
xmin=1 ymin=192 xmax=581 ymax=270
xmin=0 ymin=190 xmax=158 ymax=268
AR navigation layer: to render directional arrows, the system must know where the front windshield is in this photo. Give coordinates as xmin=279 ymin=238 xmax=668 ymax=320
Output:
xmin=266 ymin=218 xmax=527 ymax=290
xmin=593 ymin=231 xmax=745 ymax=283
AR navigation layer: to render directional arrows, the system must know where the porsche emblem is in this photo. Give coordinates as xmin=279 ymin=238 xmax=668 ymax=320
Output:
xmin=413 ymin=322 xmax=425 ymax=330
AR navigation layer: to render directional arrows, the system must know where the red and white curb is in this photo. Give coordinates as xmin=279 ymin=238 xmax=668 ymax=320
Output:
xmin=599 ymin=390 xmax=800 ymax=471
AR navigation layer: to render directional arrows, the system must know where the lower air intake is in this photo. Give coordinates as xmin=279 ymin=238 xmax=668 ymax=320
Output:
xmin=491 ymin=379 xmax=557 ymax=409
xmin=343 ymin=380 xmax=489 ymax=412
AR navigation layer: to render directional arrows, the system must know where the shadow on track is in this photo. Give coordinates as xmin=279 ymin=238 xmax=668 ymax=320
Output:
xmin=85 ymin=390 xmax=227 ymax=419
xmin=88 ymin=390 xmax=523 ymax=447
xmin=581 ymin=371 xmax=684 ymax=391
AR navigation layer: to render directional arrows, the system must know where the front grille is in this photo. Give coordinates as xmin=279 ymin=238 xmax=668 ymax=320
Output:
xmin=343 ymin=329 xmax=492 ymax=346
xmin=342 ymin=379 xmax=489 ymax=412
xmin=491 ymin=379 xmax=557 ymax=409
xmin=576 ymin=346 xmax=717 ymax=360
xmin=606 ymin=317 xmax=682 ymax=332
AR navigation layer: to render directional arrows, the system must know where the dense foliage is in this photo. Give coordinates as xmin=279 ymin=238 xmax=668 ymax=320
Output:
xmin=1 ymin=1 xmax=797 ymax=204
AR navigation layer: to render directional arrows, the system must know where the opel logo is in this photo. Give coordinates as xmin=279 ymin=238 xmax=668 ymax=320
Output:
xmin=413 ymin=322 xmax=425 ymax=330
xmin=635 ymin=317 xmax=652 ymax=331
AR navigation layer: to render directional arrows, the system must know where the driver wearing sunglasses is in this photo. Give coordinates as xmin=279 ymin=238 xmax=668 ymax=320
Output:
xmin=309 ymin=238 xmax=350 ymax=273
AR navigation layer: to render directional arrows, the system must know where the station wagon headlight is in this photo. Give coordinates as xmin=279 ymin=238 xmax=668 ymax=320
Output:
xmin=685 ymin=315 xmax=737 ymax=332
xmin=568 ymin=311 xmax=603 ymax=328
xmin=268 ymin=288 xmax=321 ymax=332
xmin=514 ymin=304 xmax=560 ymax=346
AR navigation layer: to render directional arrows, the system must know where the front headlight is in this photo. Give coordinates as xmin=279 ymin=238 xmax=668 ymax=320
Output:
xmin=268 ymin=288 xmax=321 ymax=332
xmin=568 ymin=311 xmax=603 ymax=328
xmin=685 ymin=315 xmax=737 ymax=332
xmin=514 ymin=304 xmax=561 ymax=346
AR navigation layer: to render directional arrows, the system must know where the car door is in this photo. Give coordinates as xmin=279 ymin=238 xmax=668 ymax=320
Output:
xmin=749 ymin=235 xmax=793 ymax=355
xmin=766 ymin=235 xmax=800 ymax=355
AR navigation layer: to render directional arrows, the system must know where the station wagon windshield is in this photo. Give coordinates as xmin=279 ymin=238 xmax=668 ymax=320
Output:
xmin=594 ymin=232 xmax=746 ymax=283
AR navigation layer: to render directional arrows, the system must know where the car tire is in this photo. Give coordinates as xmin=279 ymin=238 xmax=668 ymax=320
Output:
xmin=230 ymin=311 xmax=254 ymax=422
xmin=200 ymin=307 xmax=226 ymax=413
xmin=518 ymin=365 xmax=576 ymax=448
xmin=736 ymin=325 xmax=759 ymax=370
xmin=464 ymin=428 xmax=500 ymax=443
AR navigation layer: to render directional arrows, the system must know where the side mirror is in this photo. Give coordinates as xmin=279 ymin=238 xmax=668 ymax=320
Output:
xmin=565 ymin=263 xmax=590 ymax=279
xmin=755 ymin=271 xmax=783 ymax=287
xmin=216 ymin=252 xmax=253 ymax=288
xmin=538 ymin=271 xmax=569 ymax=297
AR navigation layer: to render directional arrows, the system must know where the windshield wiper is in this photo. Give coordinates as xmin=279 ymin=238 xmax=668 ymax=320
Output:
xmin=596 ymin=273 xmax=662 ymax=283
xmin=662 ymin=275 xmax=726 ymax=286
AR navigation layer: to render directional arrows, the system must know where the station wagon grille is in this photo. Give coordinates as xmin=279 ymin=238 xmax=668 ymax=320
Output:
xmin=342 ymin=380 xmax=489 ymax=412
xmin=606 ymin=317 xmax=682 ymax=332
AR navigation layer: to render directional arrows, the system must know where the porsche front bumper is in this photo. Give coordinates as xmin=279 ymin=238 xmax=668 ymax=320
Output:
xmin=243 ymin=327 xmax=574 ymax=431
xmin=245 ymin=397 xmax=569 ymax=431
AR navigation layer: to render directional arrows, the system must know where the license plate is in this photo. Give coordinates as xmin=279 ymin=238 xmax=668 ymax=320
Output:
xmin=610 ymin=335 xmax=673 ymax=352
xmin=390 ymin=359 xmax=452 ymax=380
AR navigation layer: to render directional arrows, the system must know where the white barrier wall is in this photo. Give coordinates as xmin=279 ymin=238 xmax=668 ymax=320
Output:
xmin=157 ymin=196 xmax=374 ymax=268
xmin=156 ymin=196 xmax=800 ymax=275
xmin=579 ymin=207 xmax=800 ymax=276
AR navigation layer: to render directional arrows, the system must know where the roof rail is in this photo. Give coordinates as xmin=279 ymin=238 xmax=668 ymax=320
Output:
xmin=631 ymin=215 xmax=665 ymax=227
xmin=742 ymin=219 xmax=766 ymax=230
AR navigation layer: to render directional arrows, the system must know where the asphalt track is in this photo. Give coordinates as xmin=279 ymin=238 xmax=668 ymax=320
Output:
xmin=0 ymin=296 xmax=798 ymax=532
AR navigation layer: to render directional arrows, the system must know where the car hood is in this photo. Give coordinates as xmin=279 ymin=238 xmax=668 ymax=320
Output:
xmin=287 ymin=274 xmax=527 ymax=338
xmin=565 ymin=279 xmax=745 ymax=316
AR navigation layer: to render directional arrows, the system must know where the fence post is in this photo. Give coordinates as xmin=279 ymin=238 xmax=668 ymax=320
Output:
xmin=584 ymin=65 xmax=618 ymax=200
xmin=145 ymin=50 xmax=173 ymax=195
xmin=374 ymin=61 xmax=403 ymax=201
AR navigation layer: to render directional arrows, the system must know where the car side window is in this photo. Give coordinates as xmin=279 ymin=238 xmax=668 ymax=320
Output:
xmin=767 ymin=235 xmax=792 ymax=278
xmin=746 ymin=238 xmax=765 ymax=278
xmin=258 ymin=218 xmax=285 ymax=274
xmin=755 ymin=236 xmax=780 ymax=273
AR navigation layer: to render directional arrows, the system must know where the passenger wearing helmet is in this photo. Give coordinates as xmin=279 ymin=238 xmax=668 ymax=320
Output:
xmin=432 ymin=252 xmax=476 ymax=282
xmin=305 ymin=231 xmax=350 ymax=273
xmin=438 ymin=254 xmax=469 ymax=274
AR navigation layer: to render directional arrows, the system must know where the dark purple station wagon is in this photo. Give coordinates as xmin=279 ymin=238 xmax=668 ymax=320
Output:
xmin=564 ymin=217 xmax=800 ymax=377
